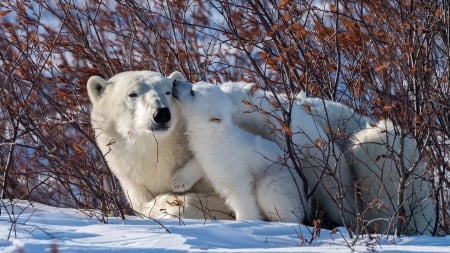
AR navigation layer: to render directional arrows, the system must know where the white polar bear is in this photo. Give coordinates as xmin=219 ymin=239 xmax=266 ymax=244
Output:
xmin=349 ymin=120 xmax=435 ymax=234
xmin=171 ymin=81 xmax=310 ymax=222
xmin=87 ymin=71 xmax=232 ymax=219
xmin=290 ymin=93 xmax=435 ymax=234
xmin=215 ymin=82 xmax=355 ymax=227
xmin=296 ymin=94 xmax=373 ymax=147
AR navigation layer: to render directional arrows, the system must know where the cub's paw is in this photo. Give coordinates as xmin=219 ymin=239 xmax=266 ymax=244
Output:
xmin=171 ymin=159 xmax=203 ymax=193
xmin=172 ymin=172 xmax=197 ymax=193
xmin=172 ymin=179 xmax=187 ymax=193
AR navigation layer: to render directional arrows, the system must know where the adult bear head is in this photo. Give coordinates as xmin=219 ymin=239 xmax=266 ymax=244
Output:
xmin=87 ymin=71 xmax=186 ymax=141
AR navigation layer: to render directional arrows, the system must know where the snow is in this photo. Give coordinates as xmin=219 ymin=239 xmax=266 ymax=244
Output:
xmin=1 ymin=200 xmax=449 ymax=253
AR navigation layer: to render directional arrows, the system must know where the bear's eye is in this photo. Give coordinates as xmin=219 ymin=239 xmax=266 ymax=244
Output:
xmin=128 ymin=92 xmax=138 ymax=98
xmin=165 ymin=91 xmax=171 ymax=96
xmin=209 ymin=117 xmax=222 ymax=123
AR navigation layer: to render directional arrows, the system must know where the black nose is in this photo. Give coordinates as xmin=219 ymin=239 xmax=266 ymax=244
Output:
xmin=153 ymin=107 xmax=171 ymax=124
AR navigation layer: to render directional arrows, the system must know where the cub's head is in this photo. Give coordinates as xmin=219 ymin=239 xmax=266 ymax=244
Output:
xmin=172 ymin=81 xmax=235 ymax=126
xmin=87 ymin=71 xmax=186 ymax=140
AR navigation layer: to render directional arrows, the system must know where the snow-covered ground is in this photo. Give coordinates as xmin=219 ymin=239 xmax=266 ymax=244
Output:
xmin=0 ymin=200 xmax=448 ymax=252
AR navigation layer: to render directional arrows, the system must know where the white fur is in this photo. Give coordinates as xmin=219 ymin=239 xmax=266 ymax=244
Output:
xmin=87 ymin=71 xmax=230 ymax=218
xmin=350 ymin=120 xmax=435 ymax=234
xmin=297 ymin=96 xmax=373 ymax=143
xmin=87 ymin=70 xmax=433 ymax=234
xmin=295 ymin=94 xmax=435 ymax=234
xmin=172 ymin=82 xmax=309 ymax=222
xmin=218 ymin=82 xmax=355 ymax=226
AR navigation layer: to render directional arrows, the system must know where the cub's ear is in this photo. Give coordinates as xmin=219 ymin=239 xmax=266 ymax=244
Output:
xmin=87 ymin=76 xmax=109 ymax=103
xmin=168 ymin=71 xmax=186 ymax=81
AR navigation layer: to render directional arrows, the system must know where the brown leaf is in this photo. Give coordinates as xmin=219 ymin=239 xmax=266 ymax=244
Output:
xmin=374 ymin=62 xmax=388 ymax=73
xmin=281 ymin=13 xmax=290 ymax=22
xmin=315 ymin=138 xmax=325 ymax=148
xmin=282 ymin=124 xmax=292 ymax=136
xmin=372 ymin=97 xmax=382 ymax=106
xmin=31 ymin=32 xmax=40 ymax=45
xmin=382 ymin=105 xmax=393 ymax=113
xmin=329 ymin=4 xmax=337 ymax=12
xmin=72 ymin=143 xmax=85 ymax=155
xmin=303 ymin=104 xmax=312 ymax=114
xmin=0 ymin=10 xmax=12 ymax=18
xmin=363 ymin=15 xmax=375 ymax=23
xmin=167 ymin=198 xmax=183 ymax=207
xmin=278 ymin=0 xmax=289 ymax=8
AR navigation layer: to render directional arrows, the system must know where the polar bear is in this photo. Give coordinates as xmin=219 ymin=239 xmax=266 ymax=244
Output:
xmin=87 ymin=71 xmax=232 ymax=219
xmin=171 ymin=81 xmax=310 ymax=222
xmin=290 ymin=92 xmax=435 ymax=234
xmin=296 ymin=94 xmax=373 ymax=147
xmin=198 ymin=82 xmax=356 ymax=227
xmin=349 ymin=120 xmax=435 ymax=234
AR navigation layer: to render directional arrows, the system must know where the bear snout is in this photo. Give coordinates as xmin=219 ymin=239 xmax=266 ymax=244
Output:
xmin=153 ymin=107 xmax=171 ymax=124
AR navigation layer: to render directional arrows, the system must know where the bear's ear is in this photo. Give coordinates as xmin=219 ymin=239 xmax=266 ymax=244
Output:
xmin=168 ymin=71 xmax=186 ymax=81
xmin=87 ymin=76 xmax=109 ymax=103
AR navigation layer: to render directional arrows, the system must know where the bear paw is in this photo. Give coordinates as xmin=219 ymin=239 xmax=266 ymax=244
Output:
xmin=172 ymin=171 xmax=198 ymax=193
xmin=172 ymin=159 xmax=203 ymax=193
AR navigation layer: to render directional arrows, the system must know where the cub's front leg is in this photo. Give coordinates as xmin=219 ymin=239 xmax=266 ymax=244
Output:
xmin=172 ymin=158 xmax=204 ymax=193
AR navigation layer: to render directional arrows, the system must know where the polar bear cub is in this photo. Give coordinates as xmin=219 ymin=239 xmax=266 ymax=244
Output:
xmin=218 ymin=82 xmax=356 ymax=226
xmin=172 ymin=80 xmax=309 ymax=222
xmin=350 ymin=120 xmax=435 ymax=234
